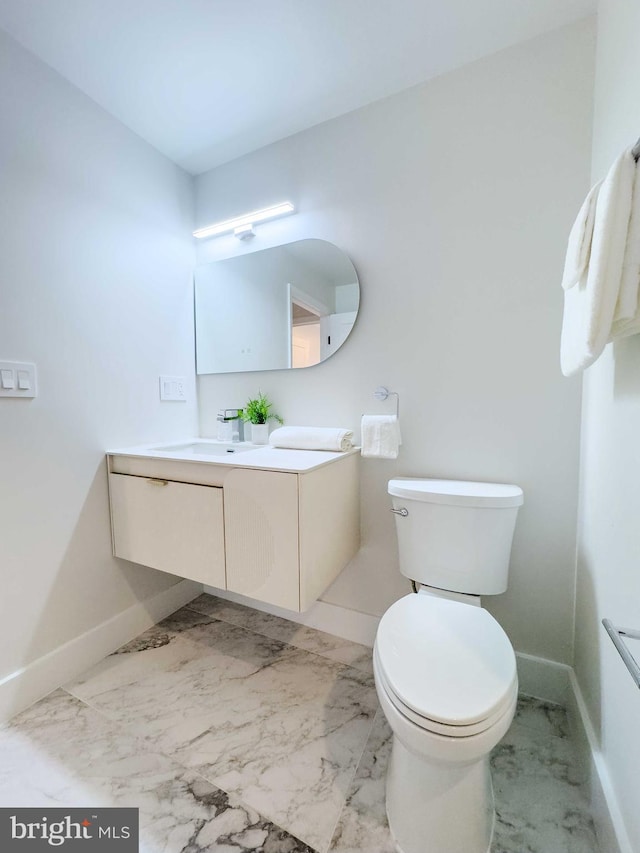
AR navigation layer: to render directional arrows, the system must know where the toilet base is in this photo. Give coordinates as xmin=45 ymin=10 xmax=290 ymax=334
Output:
xmin=386 ymin=735 xmax=495 ymax=853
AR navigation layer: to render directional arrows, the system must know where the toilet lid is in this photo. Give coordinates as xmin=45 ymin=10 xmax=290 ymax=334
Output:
xmin=376 ymin=594 xmax=517 ymax=727
xmin=374 ymin=645 xmax=517 ymax=737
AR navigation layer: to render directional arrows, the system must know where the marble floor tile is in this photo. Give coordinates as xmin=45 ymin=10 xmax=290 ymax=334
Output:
xmin=12 ymin=606 xmax=601 ymax=853
xmin=328 ymin=711 xmax=395 ymax=853
xmin=491 ymin=721 xmax=598 ymax=852
xmin=134 ymin=773 xmax=316 ymax=853
xmin=329 ymin=713 xmax=599 ymax=853
xmin=68 ymin=616 xmax=378 ymax=852
xmin=64 ymin=632 xmax=206 ymax=703
xmin=491 ymin=719 xmax=584 ymax=786
xmin=65 ymin=609 xmax=289 ymax=703
xmin=187 ymin=594 xmax=374 ymax=675
xmin=514 ymin=694 xmax=570 ymax=739
xmin=0 ymin=689 xmax=314 ymax=853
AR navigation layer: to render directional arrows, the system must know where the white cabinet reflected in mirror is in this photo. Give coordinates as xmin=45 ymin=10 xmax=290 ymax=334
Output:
xmin=194 ymin=239 xmax=359 ymax=374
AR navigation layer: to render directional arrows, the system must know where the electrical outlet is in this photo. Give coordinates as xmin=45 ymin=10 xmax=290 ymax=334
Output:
xmin=159 ymin=375 xmax=187 ymax=402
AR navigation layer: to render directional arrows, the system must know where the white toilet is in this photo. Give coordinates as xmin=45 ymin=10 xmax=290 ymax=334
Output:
xmin=374 ymin=477 xmax=524 ymax=853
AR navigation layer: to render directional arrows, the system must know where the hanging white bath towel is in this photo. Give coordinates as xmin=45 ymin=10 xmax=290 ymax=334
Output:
xmin=609 ymin=155 xmax=640 ymax=337
xmin=560 ymin=148 xmax=636 ymax=377
xmin=561 ymin=181 xmax=601 ymax=291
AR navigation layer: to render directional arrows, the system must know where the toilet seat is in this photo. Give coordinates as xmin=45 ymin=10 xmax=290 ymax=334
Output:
xmin=375 ymin=594 xmax=517 ymax=736
xmin=374 ymin=645 xmax=517 ymax=737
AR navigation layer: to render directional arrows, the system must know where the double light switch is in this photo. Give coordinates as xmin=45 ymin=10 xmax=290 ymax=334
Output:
xmin=0 ymin=362 xmax=37 ymax=398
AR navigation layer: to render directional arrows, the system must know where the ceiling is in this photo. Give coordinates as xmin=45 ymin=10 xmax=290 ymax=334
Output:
xmin=0 ymin=0 xmax=596 ymax=175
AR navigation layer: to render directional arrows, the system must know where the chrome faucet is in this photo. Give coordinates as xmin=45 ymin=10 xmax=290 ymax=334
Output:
xmin=217 ymin=409 xmax=244 ymax=442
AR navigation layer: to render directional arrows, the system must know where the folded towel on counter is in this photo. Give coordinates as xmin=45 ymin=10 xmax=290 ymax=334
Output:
xmin=269 ymin=426 xmax=354 ymax=452
xmin=360 ymin=415 xmax=402 ymax=459
xmin=561 ymin=148 xmax=636 ymax=377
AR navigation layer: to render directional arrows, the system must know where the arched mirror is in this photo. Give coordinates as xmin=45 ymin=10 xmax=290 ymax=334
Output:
xmin=194 ymin=239 xmax=359 ymax=374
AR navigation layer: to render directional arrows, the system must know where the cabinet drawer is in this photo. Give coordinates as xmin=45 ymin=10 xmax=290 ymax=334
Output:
xmin=109 ymin=473 xmax=225 ymax=587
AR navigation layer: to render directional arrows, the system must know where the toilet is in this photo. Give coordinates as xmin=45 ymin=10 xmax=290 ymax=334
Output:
xmin=374 ymin=477 xmax=524 ymax=853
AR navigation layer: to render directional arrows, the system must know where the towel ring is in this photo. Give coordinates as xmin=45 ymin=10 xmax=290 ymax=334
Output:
xmin=373 ymin=386 xmax=399 ymax=417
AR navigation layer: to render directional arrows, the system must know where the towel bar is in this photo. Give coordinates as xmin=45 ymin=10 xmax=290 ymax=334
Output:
xmin=602 ymin=619 xmax=640 ymax=688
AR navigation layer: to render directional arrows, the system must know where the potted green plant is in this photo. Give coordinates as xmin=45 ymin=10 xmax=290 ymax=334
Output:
xmin=242 ymin=392 xmax=283 ymax=444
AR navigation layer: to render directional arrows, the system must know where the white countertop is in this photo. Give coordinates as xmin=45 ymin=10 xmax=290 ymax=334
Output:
xmin=107 ymin=438 xmax=360 ymax=473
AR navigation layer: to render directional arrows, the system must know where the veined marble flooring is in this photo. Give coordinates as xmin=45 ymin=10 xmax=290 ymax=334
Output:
xmin=0 ymin=593 xmax=600 ymax=853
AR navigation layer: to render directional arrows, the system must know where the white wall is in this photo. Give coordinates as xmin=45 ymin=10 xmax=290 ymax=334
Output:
xmin=0 ymin=29 xmax=197 ymax=713
xmin=574 ymin=1 xmax=640 ymax=848
xmin=196 ymin=20 xmax=595 ymax=664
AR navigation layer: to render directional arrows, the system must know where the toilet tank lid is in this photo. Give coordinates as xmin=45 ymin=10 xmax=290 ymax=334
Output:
xmin=388 ymin=478 xmax=524 ymax=508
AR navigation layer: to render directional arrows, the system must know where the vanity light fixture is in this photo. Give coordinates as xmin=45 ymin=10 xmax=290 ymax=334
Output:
xmin=193 ymin=201 xmax=295 ymax=240
xmin=234 ymin=223 xmax=256 ymax=241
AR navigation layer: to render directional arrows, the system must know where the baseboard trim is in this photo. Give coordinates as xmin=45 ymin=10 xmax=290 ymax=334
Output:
xmin=566 ymin=670 xmax=633 ymax=853
xmin=514 ymin=651 xmax=572 ymax=705
xmin=202 ymin=586 xmax=380 ymax=647
xmin=0 ymin=579 xmax=201 ymax=725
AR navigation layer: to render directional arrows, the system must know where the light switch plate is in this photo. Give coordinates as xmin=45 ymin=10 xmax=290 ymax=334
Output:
xmin=0 ymin=361 xmax=37 ymax=398
xmin=159 ymin=375 xmax=187 ymax=402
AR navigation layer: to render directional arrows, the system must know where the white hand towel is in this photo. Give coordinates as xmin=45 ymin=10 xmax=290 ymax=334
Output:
xmin=268 ymin=426 xmax=353 ymax=452
xmin=560 ymin=148 xmax=636 ymax=377
xmin=360 ymin=415 xmax=402 ymax=459
xmin=561 ymin=181 xmax=601 ymax=291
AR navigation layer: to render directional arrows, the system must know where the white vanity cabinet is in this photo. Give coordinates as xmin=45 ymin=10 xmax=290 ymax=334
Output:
xmin=106 ymin=447 xmax=360 ymax=612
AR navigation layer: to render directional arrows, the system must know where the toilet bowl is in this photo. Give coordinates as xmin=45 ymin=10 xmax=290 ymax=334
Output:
xmin=374 ymin=593 xmax=517 ymax=853
xmin=376 ymin=477 xmax=524 ymax=853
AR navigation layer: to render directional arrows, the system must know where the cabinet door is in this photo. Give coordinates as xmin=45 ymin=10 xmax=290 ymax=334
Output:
xmin=298 ymin=452 xmax=360 ymax=610
xmin=109 ymin=473 xmax=226 ymax=587
xmin=223 ymin=468 xmax=300 ymax=611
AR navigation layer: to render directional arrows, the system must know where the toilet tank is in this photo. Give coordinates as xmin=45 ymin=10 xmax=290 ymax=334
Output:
xmin=388 ymin=478 xmax=524 ymax=596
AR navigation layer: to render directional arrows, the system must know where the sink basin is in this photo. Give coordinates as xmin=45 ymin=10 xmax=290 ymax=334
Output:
xmin=152 ymin=442 xmax=259 ymax=456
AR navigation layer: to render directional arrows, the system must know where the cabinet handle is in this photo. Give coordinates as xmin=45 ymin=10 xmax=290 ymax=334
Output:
xmin=146 ymin=478 xmax=169 ymax=486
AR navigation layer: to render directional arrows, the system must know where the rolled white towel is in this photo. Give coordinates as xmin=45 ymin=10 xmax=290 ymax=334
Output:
xmin=269 ymin=426 xmax=354 ymax=452
xmin=360 ymin=415 xmax=402 ymax=460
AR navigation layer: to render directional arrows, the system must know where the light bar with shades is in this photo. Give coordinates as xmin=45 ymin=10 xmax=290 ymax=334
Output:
xmin=193 ymin=201 xmax=295 ymax=240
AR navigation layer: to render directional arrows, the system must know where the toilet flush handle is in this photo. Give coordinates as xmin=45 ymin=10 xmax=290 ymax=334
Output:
xmin=390 ymin=507 xmax=409 ymax=517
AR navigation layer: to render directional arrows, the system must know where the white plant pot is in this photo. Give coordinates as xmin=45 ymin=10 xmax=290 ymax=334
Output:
xmin=251 ymin=423 xmax=269 ymax=445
